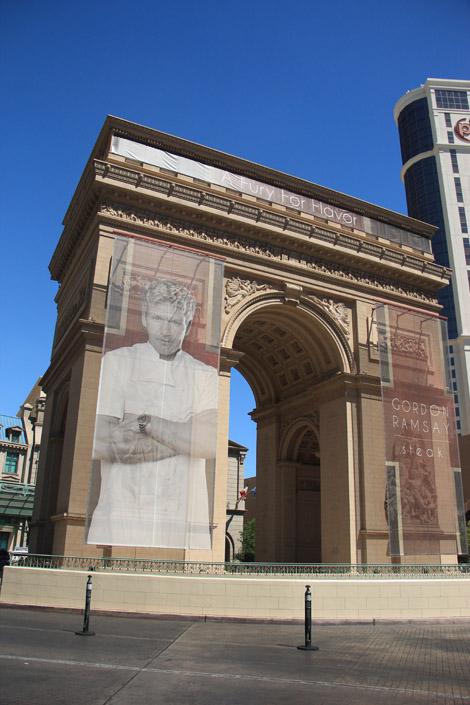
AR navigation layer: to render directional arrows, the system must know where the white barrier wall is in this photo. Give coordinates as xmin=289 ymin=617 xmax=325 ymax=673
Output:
xmin=1 ymin=567 xmax=470 ymax=621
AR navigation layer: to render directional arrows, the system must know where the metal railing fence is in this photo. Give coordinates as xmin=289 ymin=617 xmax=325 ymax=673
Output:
xmin=9 ymin=554 xmax=470 ymax=579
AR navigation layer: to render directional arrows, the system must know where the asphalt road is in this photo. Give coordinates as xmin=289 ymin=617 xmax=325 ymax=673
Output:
xmin=1 ymin=607 xmax=470 ymax=704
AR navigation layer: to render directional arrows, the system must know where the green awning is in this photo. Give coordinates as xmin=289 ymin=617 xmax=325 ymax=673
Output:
xmin=0 ymin=483 xmax=35 ymax=519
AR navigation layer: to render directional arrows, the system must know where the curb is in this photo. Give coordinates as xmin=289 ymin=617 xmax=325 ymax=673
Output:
xmin=2 ymin=603 xmax=470 ymax=625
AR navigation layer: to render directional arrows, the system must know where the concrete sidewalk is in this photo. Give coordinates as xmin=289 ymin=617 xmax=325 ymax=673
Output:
xmin=0 ymin=606 xmax=469 ymax=704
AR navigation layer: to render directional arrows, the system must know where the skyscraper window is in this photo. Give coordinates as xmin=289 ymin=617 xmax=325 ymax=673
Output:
xmin=435 ymin=90 xmax=469 ymax=110
xmin=460 ymin=208 xmax=468 ymax=234
xmin=454 ymin=178 xmax=464 ymax=202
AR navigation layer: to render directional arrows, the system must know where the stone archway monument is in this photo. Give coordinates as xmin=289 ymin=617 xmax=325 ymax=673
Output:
xmin=30 ymin=117 xmax=467 ymax=565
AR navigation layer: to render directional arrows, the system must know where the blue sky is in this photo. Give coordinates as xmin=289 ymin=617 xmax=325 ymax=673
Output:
xmin=1 ymin=0 xmax=469 ymax=476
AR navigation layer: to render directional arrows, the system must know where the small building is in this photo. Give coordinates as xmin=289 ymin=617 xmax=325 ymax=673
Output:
xmin=243 ymin=476 xmax=256 ymax=525
xmin=0 ymin=381 xmax=45 ymax=551
xmin=225 ymin=440 xmax=248 ymax=561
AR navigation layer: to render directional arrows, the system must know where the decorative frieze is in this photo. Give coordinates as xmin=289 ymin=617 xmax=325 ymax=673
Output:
xmin=96 ymin=161 xmax=447 ymax=273
xmin=382 ymin=333 xmax=427 ymax=360
xmin=99 ymin=201 xmax=438 ymax=303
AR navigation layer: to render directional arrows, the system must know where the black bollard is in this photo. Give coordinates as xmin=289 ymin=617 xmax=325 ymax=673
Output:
xmin=75 ymin=574 xmax=95 ymax=636
xmin=297 ymin=584 xmax=319 ymax=651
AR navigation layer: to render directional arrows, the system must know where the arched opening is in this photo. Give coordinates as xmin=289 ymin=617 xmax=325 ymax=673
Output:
xmin=225 ymin=533 xmax=235 ymax=562
xmin=224 ymin=296 xmax=354 ymax=563
xmin=229 ymin=369 xmax=256 ymax=481
xmin=283 ymin=422 xmax=321 ymax=562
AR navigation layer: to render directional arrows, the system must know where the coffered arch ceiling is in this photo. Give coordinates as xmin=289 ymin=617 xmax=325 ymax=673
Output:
xmin=280 ymin=418 xmax=321 ymax=465
xmin=230 ymin=303 xmax=349 ymax=406
xmin=288 ymin=426 xmax=320 ymax=465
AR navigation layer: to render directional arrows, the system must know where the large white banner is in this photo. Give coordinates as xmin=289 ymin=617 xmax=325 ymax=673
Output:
xmin=86 ymin=236 xmax=224 ymax=549
xmin=111 ymin=135 xmax=431 ymax=252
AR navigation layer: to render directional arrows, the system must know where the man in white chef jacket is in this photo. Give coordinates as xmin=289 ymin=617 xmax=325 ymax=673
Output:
xmin=87 ymin=279 xmax=218 ymax=549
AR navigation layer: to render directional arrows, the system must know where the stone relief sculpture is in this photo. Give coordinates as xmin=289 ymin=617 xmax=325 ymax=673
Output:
xmin=320 ymin=299 xmax=350 ymax=336
xmin=389 ymin=333 xmax=427 ymax=360
xmin=224 ymin=277 xmax=269 ymax=313
xmin=310 ymin=296 xmax=350 ymax=336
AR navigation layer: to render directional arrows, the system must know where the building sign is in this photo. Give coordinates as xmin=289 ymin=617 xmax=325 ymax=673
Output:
xmin=111 ymin=135 xmax=363 ymax=230
xmin=86 ymin=235 xmax=223 ymax=549
xmin=376 ymin=304 xmax=467 ymax=556
xmin=454 ymin=117 xmax=470 ymax=142
xmin=219 ymin=171 xmax=362 ymax=228
xmin=110 ymin=136 xmax=432 ymax=253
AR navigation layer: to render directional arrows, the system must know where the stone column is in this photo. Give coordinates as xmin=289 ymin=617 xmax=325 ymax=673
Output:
xmin=320 ymin=391 xmax=358 ymax=563
xmin=29 ymin=387 xmax=67 ymax=555
xmin=356 ymin=389 xmax=389 ymax=563
xmin=253 ymin=407 xmax=280 ymax=562
xmin=52 ymin=339 xmax=101 ymax=556
xmin=278 ymin=461 xmax=297 ymax=562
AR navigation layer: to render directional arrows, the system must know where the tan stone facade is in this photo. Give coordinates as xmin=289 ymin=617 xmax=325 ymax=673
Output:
xmin=30 ymin=117 xmax=453 ymax=565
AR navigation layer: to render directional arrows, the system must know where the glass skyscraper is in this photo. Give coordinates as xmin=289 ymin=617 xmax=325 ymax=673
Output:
xmin=395 ymin=79 xmax=470 ymax=436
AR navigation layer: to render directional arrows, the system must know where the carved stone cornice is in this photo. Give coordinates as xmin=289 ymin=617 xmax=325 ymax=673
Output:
xmin=95 ymin=117 xmax=437 ymax=238
xmin=49 ymin=149 xmax=449 ymax=300
xmin=50 ymin=189 xmax=100 ymax=282
xmin=0 ymin=441 xmax=27 ymax=453
xmin=97 ymin=200 xmax=441 ymax=305
xmin=219 ymin=347 xmax=244 ymax=374
xmin=92 ymin=164 xmax=446 ymax=286
xmin=51 ymin=512 xmax=86 ymax=523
